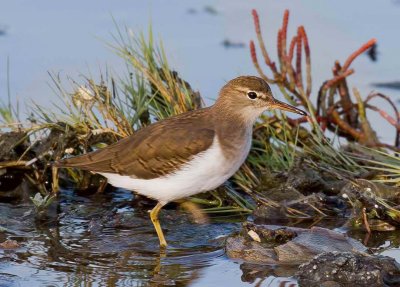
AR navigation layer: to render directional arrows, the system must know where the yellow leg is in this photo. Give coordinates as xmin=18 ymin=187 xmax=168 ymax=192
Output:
xmin=150 ymin=202 xmax=167 ymax=248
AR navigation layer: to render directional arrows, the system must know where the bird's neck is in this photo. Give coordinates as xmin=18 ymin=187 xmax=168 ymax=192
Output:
xmin=210 ymin=104 xmax=255 ymax=160
xmin=211 ymin=100 xmax=261 ymax=128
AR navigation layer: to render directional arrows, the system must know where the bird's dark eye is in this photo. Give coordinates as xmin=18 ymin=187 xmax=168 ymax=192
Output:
xmin=247 ymin=91 xmax=258 ymax=100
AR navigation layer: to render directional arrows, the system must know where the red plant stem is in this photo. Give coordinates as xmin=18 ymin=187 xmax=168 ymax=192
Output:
xmin=366 ymin=104 xmax=400 ymax=130
xmin=252 ymin=9 xmax=278 ymax=74
xmin=281 ymin=10 xmax=289 ymax=58
xmin=329 ymin=108 xmax=363 ymax=140
xmin=295 ymin=28 xmax=303 ymax=91
xmin=332 ymin=64 xmax=338 ymax=75
xmin=366 ymin=93 xmax=400 ymax=147
xmin=281 ymin=53 xmax=295 ymax=92
xmin=316 ymin=81 xmax=328 ymax=116
xmin=283 ymin=35 xmax=298 ymax=91
xmin=287 ymin=115 xmax=325 ymax=126
xmin=288 ymin=36 xmax=297 ymax=63
xmin=277 ymin=29 xmax=283 ymax=59
xmin=250 ymin=40 xmax=273 ymax=82
xmin=365 ymin=102 xmax=400 ymax=148
xmin=332 ymin=61 xmax=355 ymax=127
xmin=299 ymin=26 xmax=311 ymax=97
xmin=320 ymin=117 xmax=328 ymax=131
xmin=327 ymin=86 xmax=337 ymax=112
xmin=277 ymin=29 xmax=284 ymax=71
xmin=341 ymin=38 xmax=377 ymax=72
xmin=279 ymin=10 xmax=289 ymax=81
xmin=250 ymin=40 xmax=257 ymax=62
xmin=365 ymin=92 xmax=399 ymax=123
xmin=323 ymin=69 xmax=354 ymax=89
xmin=252 ymin=9 xmax=261 ymax=34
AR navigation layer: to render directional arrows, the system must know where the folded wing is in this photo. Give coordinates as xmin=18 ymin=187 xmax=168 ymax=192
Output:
xmin=55 ymin=112 xmax=215 ymax=179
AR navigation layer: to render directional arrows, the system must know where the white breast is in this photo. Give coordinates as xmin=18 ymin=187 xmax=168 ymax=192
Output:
xmin=100 ymin=135 xmax=252 ymax=204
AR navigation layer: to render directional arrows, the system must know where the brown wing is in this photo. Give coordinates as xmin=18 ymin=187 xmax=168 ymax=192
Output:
xmin=55 ymin=110 xmax=215 ymax=179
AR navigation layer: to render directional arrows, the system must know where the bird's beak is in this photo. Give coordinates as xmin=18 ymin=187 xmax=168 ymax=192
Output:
xmin=270 ymin=99 xmax=307 ymax=116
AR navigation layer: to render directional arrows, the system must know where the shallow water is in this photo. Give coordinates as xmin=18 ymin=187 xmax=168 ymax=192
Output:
xmin=0 ymin=188 xmax=244 ymax=286
xmin=1 ymin=186 xmax=400 ymax=287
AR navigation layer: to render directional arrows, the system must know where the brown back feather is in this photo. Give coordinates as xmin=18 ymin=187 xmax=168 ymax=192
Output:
xmin=55 ymin=108 xmax=215 ymax=179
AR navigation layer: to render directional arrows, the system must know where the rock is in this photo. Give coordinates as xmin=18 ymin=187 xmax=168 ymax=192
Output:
xmin=252 ymin=204 xmax=289 ymax=221
xmin=261 ymin=185 xmax=304 ymax=202
xmin=225 ymin=236 xmax=278 ymax=264
xmin=275 ymin=227 xmax=367 ymax=264
xmin=296 ymin=252 xmax=400 ymax=287
xmin=253 ymin=162 xmax=347 ymax=222
xmin=226 ymin=223 xmax=367 ymax=264
xmin=286 ymin=165 xmax=328 ymax=195
xmin=257 ymin=165 xmax=333 ymax=200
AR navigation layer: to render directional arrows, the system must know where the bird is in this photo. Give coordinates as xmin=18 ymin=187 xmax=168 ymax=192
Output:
xmin=55 ymin=76 xmax=306 ymax=248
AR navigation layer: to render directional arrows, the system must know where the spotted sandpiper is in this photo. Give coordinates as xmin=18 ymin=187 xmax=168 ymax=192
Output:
xmin=55 ymin=76 xmax=306 ymax=247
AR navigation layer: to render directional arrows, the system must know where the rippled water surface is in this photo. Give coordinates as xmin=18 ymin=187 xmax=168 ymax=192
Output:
xmin=0 ymin=188 xmax=247 ymax=286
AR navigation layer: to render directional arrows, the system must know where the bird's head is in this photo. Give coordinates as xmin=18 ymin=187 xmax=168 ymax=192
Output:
xmin=215 ymin=76 xmax=306 ymax=123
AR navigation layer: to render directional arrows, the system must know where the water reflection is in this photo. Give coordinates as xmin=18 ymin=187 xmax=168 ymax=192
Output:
xmin=348 ymin=229 xmax=400 ymax=252
xmin=0 ymin=188 xmax=238 ymax=286
xmin=240 ymin=262 xmax=298 ymax=286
